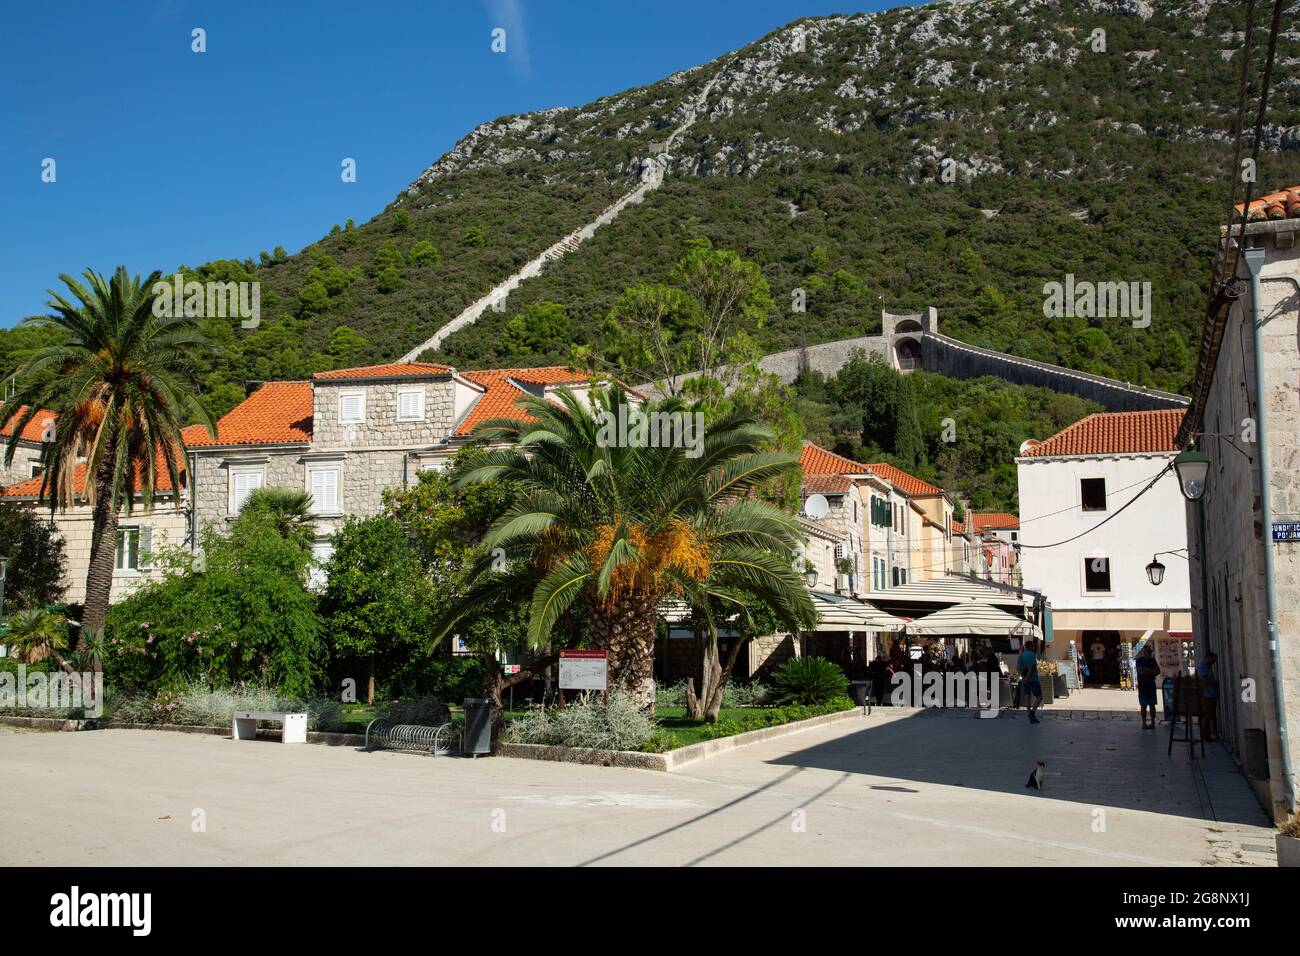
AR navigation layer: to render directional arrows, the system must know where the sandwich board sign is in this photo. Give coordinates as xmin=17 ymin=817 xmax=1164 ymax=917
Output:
xmin=559 ymin=650 xmax=608 ymax=691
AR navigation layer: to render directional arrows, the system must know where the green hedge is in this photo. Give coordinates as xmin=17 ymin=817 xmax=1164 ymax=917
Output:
xmin=697 ymin=696 xmax=855 ymax=741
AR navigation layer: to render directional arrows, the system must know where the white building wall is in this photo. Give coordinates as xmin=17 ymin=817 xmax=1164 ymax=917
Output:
xmin=1017 ymin=453 xmax=1190 ymax=626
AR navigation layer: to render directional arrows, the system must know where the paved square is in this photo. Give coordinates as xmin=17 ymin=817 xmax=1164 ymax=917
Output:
xmin=0 ymin=691 xmax=1275 ymax=866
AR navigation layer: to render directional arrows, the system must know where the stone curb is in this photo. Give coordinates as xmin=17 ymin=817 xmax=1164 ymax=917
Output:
xmin=497 ymin=705 xmax=863 ymax=772
xmin=0 ymin=715 xmax=94 ymax=732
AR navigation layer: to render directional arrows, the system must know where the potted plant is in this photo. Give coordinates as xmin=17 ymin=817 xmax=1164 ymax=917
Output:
xmin=1038 ymin=661 xmax=1055 ymax=705
xmin=1279 ymin=812 xmax=1300 ymax=868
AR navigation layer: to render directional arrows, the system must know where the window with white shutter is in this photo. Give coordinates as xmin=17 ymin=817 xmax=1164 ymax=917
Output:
xmin=338 ymin=391 xmax=365 ymax=424
xmin=397 ymin=388 xmax=424 ymax=422
xmin=230 ymin=468 xmax=264 ymax=513
xmin=308 ymin=465 xmax=341 ymax=514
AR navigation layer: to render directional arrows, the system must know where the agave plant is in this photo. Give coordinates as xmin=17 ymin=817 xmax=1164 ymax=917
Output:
xmin=433 ymin=383 xmax=816 ymax=708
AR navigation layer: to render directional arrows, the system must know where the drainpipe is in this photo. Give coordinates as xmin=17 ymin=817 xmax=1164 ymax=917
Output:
xmin=1243 ymin=247 xmax=1297 ymax=813
xmin=188 ymin=450 xmax=199 ymax=553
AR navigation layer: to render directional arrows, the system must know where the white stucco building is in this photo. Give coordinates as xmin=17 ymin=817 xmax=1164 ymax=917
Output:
xmin=1016 ymin=409 xmax=1192 ymax=673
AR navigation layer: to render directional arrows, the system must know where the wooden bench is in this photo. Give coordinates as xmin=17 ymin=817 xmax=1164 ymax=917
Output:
xmin=232 ymin=710 xmax=307 ymax=744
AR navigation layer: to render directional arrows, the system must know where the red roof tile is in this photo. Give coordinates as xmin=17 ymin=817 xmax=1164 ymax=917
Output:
xmin=1020 ymin=409 xmax=1181 ymax=458
xmin=3 ymin=445 xmax=187 ymax=499
xmin=1236 ymin=186 xmax=1300 ymax=222
xmin=184 ymin=381 xmax=313 ymax=447
xmin=801 ymin=474 xmax=853 ymax=494
xmin=865 ymin=461 xmax=944 ymax=497
xmin=970 ymin=512 xmax=1020 ymax=532
xmin=455 ymin=366 xmax=592 ymax=437
xmin=799 ymin=442 xmax=870 ymax=476
xmin=314 ymin=362 xmax=452 ymax=381
xmin=0 ymin=404 xmax=58 ymax=444
xmin=952 ymin=519 xmax=965 ymax=534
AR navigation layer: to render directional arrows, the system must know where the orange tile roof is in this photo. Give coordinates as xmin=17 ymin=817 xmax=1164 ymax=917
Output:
xmin=184 ymin=381 xmax=313 ymax=447
xmin=314 ymin=362 xmax=452 ymax=381
xmin=3 ymin=445 xmax=187 ymax=499
xmin=1236 ymin=186 xmax=1300 ymax=222
xmin=455 ymin=366 xmax=593 ymax=437
xmin=799 ymin=442 xmax=870 ymax=476
xmin=802 ymin=474 xmax=853 ymax=495
xmin=952 ymin=519 xmax=965 ymax=534
xmin=0 ymin=404 xmax=58 ymax=443
xmin=970 ymin=512 xmax=1020 ymax=532
xmin=1020 ymin=409 xmax=1181 ymax=459
xmin=865 ymin=461 xmax=944 ymax=497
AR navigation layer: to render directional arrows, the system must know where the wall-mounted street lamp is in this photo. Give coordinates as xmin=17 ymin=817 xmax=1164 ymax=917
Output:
xmin=1173 ymin=449 xmax=1211 ymax=501
xmin=1146 ymin=556 xmax=1166 ymax=586
xmin=1146 ymin=549 xmax=1187 ymax=586
xmin=804 ymin=566 xmax=819 ymax=589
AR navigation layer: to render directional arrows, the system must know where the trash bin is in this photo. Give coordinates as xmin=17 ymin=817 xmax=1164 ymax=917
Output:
xmin=1053 ymin=673 xmax=1068 ymax=699
xmin=462 ymin=698 xmax=494 ymax=756
xmin=998 ymin=677 xmax=1012 ymax=710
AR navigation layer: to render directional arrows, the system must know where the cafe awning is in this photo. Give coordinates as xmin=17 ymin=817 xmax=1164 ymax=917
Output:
xmin=905 ymin=599 xmax=1042 ymax=638
xmin=811 ymin=592 xmax=907 ymax=633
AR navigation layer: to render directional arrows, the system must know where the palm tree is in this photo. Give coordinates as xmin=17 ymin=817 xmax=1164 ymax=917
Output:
xmin=2 ymin=607 xmax=70 ymax=665
xmin=434 ymin=384 xmax=816 ymax=709
xmin=238 ymin=487 xmax=316 ymax=548
xmin=0 ymin=267 xmax=215 ymax=649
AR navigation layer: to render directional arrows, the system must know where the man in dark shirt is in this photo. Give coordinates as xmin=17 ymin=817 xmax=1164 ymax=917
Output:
xmin=1134 ymin=644 xmax=1160 ymax=729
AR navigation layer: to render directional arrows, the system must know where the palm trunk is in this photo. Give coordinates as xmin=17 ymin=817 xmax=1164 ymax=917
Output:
xmin=80 ymin=455 xmax=120 ymax=659
xmin=588 ymin=592 xmax=658 ymax=709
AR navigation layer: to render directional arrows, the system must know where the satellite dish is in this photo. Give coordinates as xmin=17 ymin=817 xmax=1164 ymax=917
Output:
xmin=803 ymin=494 xmax=830 ymax=520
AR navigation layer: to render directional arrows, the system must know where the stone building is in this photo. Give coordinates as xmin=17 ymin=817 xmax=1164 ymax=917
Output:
xmin=0 ymin=403 xmax=57 ymax=487
xmin=1 ymin=362 xmax=596 ymax=605
xmin=1179 ymin=185 xmax=1300 ymax=822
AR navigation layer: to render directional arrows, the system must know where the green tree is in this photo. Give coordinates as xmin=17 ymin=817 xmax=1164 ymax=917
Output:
xmin=435 ymin=385 xmax=816 ymax=708
xmin=499 ymin=301 xmax=571 ymax=357
xmin=238 ymin=487 xmax=315 ymax=549
xmin=0 ymin=267 xmax=216 ymax=645
xmin=0 ymin=502 xmax=66 ymax=610
xmin=328 ymin=325 xmax=367 ymax=369
xmin=409 ymin=240 xmax=440 ymax=266
xmin=320 ymin=515 xmax=431 ymax=704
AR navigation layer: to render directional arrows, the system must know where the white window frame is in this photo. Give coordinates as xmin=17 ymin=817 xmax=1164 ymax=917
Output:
xmin=306 ymin=462 xmax=343 ymax=516
xmin=28 ymin=461 xmax=43 ymax=479
xmin=338 ymin=390 xmax=366 ymax=424
xmin=115 ymin=525 xmax=152 ymax=574
xmin=397 ymin=387 xmax=425 ymax=422
xmin=229 ymin=466 xmax=265 ymax=514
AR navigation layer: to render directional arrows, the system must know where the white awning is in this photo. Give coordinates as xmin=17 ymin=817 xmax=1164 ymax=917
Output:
xmin=811 ymin=592 xmax=907 ymax=633
xmin=905 ymin=599 xmax=1042 ymax=638
xmin=872 ymin=576 xmax=1034 ymax=607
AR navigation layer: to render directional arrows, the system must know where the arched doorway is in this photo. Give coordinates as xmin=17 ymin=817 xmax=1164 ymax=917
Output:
xmin=895 ymin=337 xmax=922 ymax=370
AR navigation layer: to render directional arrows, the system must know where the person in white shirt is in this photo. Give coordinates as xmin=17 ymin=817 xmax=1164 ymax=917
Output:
xmin=1089 ymin=639 xmax=1107 ymax=684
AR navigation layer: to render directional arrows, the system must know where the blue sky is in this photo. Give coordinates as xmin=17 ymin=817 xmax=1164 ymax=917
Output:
xmin=0 ymin=0 xmax=906 ymax=326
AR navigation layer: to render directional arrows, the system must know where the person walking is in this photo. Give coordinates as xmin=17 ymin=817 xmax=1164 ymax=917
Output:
xmin=1196 ymin=651 xmax=1220 ymax=741
xmin=1134 ymin=644 xmax=1160 ymax=728
xmin=1018 ymin=639 xmax=1043 ymax=724
xmin=1089 ymin=637 xmax=1107 ymax=685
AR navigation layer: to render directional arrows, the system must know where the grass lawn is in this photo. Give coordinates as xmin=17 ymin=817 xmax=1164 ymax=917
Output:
xmin=652 ymin=706 xmax=763 ymax=747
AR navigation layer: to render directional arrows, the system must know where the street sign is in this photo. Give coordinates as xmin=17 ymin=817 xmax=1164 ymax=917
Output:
xmin=559 ymin=650 xmax=608 ymax=690
xmin=1272 ymin=522 xmax=1300 ymax=542
xmin=503 ymin=664 xmax=521 ymax=675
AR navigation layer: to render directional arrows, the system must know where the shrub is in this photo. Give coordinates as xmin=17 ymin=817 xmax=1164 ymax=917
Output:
xmin=698 ymin=696 xmax=854 ymax=740
xmin=655 ymin=679 xmax=773 ymax=709
xmin=503 ymin=691 xmax=654 ymax=751
xmin=106 ymin=682 xmax=346 ymax=732
xmin=775 ymin=656 xmax=849 ymax=704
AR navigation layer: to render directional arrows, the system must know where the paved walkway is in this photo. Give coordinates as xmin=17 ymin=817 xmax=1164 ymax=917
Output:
xmin=0 ymin=692 xmax=1275 ymax=866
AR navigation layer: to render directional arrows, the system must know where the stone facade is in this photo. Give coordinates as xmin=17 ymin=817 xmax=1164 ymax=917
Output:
xmin=1188 ymin=219 xmax=1300 ymax=822
xmin=33 ymin=501 xmax=189 ymax=605
xmin=0 ymin=440 xmax=43 ymax=488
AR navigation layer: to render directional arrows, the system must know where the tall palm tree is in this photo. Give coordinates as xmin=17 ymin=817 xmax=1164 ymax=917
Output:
xmin=434 ymin=384 xmax=816 ymax=708
xmin=0 ymin=267 xmax=215 ymax=648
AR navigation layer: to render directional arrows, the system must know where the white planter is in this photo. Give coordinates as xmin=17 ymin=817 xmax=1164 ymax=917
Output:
xmin=1277 ymin=833 xmax=1300 ymax=867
